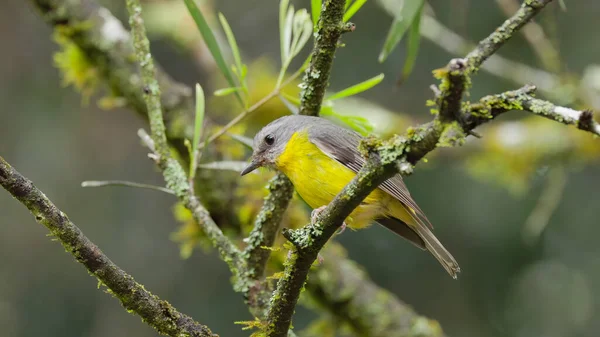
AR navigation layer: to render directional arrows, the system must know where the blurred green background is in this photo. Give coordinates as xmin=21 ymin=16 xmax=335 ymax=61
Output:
xmin=1 ymin=0 xmax=600 ymax=336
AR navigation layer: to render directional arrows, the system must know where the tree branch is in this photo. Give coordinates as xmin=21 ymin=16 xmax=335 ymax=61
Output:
xmin=243 ymin=172 xmax=294 ymax=317
xmin=463 ymin=0 xmax=554 ymax=74
xmin=0 ymin=156 xmax=217 ymax=337
xmin=298 ymin=0 xmax=349 ymax=116
xmin=125 ymin=0 xmax=242 ymax=273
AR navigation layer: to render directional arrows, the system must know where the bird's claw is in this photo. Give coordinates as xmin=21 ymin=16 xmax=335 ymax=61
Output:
xmin=310 ymin=206 xmax=327 ymax=224
xmin=311 ymin=206 xmax=348 ymax=235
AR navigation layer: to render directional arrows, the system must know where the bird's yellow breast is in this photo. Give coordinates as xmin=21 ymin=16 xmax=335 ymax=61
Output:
xmin=275 ymin=130 xmax=393 ymax=228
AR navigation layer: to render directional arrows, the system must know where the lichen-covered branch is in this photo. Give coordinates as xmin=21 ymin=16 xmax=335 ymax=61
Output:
xmin=463 ymin=0 xmax=554 ymax=73
xmin=299 ymin=0 xmax=350 ymax=116
xmin=466 ymin=85 xmax=600 ymax=136
xmin=125 ymin=0 xmax=242 ymax=271
xmin=436 ymin=0 xmax=554 ymax=122
xmin=0 ymin=156 xmax=217 ymax=337
xmin=243 ymin=172 xmax=294 ymax=317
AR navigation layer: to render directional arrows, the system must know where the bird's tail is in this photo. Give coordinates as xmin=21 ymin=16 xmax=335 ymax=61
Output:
xmin=376 ymin=216 xmax=460 ymax=279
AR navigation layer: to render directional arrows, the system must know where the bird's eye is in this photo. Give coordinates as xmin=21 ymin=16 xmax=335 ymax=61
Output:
xmin=264 ymin=134 xmax=275 ymax=145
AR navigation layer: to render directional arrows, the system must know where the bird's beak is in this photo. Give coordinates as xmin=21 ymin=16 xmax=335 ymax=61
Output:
xmin=240 ymin=158 xmax=260 ymax=176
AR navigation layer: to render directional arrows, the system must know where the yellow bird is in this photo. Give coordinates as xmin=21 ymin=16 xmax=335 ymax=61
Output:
xmin=241 ymin=115 xmax=460 ymax=278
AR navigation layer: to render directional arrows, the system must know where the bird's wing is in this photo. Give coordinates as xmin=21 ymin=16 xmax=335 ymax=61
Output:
xmin=308 ymin=125 xmax=433 ymax=229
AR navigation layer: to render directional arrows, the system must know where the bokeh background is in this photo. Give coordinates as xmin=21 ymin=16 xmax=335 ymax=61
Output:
xmin=1 ymin=0 xmax=600 ymax=336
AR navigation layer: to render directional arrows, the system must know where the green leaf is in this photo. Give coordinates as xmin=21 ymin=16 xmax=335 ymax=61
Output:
xmin=218 ymin=13 xmax=245 ymax=88
xmin=311 ymin=0 xmax=321 ymax=27
xmin=214 ymin=87 xmax=241 ymax=96
xmin=343 ymin=0 xmax=367 ymax=22
xmin=198 ymin=161 xmax=254 ymax=173
xmin=399 ymin=5 xmax=423 ymax=83
xmin=320 ymin=106 xmax=374 ymax=136
xmin=190 ymin=83 xmax=205 ymax=178
xmin=280 ymin=0 xmax=294 ymax=62
xmin=327 ymin=73 xmax=384 ymax=101
xmin=183 ymin=0 xmax=243 ymax=105
xmin=290 ymin=9 xmax=313 ymax=58
xmin=378 ymin=0 xmax=425 ymax=63
xmin=345 ymin=0 xmax=354 ymax=10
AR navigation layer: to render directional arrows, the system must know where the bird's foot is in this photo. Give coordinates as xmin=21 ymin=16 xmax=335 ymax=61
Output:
xmin=310 ymin=206 xmax=327 ymax=224
xmin=311 ymin=206 xmax=348 ymax=234
xmin=336 ymin=222 xmax=347 ymax=235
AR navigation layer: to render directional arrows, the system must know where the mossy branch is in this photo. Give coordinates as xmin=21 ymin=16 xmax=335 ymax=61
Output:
xmin=244 ymin=0 xmax=353 ymax=322
xmin=0 ymin=156 xmax=217 ymax=337
xmin=435 ymin=0 xmax=553 ymax=123
xmin=243 ymin=172 xmax=294 ymax=317
xmin=125 ymin=0 xmax=243 ymax=274
xmin=299 ymin=0 xmax=350 ymax=116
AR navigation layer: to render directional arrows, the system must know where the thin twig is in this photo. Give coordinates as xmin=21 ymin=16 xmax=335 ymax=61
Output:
xmin=81 ymin=180 xmax=175 ymax=195
xmin=496 ymin=0 xmax=561 ymax=73
xmin=463 ymin=0 xmax=554 ymax=73
xmin=0 ymin=156 xmax=217 ymax=337
xmin=420 ymin=14 xmax=561 ymax=98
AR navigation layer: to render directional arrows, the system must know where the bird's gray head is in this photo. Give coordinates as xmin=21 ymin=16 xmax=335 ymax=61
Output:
xmin=240 ymin=115 xmax=319 ymax=175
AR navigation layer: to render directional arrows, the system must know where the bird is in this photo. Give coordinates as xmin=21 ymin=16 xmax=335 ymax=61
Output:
xmin=240 ymin=115 xmax=460 ymax=278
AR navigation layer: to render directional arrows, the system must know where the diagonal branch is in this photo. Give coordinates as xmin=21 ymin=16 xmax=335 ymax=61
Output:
xmin=125 ymin=0 xmax=242 ymax=273
xmin=0 ymin=156 xmax=217 ymax=337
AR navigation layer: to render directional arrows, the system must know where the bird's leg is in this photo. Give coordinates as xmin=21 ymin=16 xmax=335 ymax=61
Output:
xmin=311 ymin=206 xmax=347 ymax=234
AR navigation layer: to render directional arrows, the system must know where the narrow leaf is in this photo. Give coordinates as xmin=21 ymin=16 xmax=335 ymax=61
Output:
xmin=311 ymin=0 xmax=322 ymax=27
xmin=214 ymin=87 xmax=241 ymax=96
xmin=399 ymin=5 xmax=423 ymax=83
xmin=343 ymin=0 xmax=367 ymax=22
xmin=190 ymin=84 xmax=205 ymax=178
xmin=198 ymin=161 xmax=255 ymax=173
xmin=320 ymin=107 xmax=374 ymax=136
xmin=218 ymin=13 xmax=245 ymax=87
xmin=378 ymin=0 xmax=425 ymax=63
xmin=279 ymin=0 xmax=290 ymax=62
xmin=183 ymin=0 xmax=243 ymax=105
xmin=327 ymin=73 xmax=385 ymax=101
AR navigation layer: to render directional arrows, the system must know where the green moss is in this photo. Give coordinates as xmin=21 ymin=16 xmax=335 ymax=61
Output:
xmin=53 ymin=30 xmax=99 ymax=104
